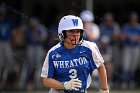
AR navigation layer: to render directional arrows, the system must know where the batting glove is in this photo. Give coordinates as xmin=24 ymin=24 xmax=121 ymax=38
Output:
xmin=100 ymin=89 xmax=109 ymax=93
xmin=64 ymin=78 xmax=82 ymax=90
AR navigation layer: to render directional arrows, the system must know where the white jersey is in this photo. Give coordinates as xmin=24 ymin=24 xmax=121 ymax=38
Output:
xmin=84 ymin=23 xmax=100 ymax=42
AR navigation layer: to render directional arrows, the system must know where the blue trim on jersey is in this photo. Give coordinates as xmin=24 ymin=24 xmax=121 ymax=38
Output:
xmin=47 ymin=43 xmax=97 ymax=93
xmin=100 ymin=25 xmax=114 ymax=37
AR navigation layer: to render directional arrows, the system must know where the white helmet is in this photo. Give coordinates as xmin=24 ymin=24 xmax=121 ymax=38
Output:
xmin=80 ymin=10 xmax=94 ymax=22
xmin=58 ymin=15 xmax=84 ymax=42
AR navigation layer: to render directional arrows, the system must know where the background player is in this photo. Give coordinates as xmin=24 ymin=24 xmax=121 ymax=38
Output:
xmin=41 ymin=15 xmax=109 ymax=93
xmin=80 ymin=10 xmax=100 ymax=43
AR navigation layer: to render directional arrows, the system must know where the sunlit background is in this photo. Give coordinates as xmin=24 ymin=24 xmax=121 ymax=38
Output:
xmin=0 ymin=0 xmax=140 ymax=93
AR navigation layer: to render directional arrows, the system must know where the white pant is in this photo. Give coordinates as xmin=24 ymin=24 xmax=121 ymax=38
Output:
xmin=0 ymin=41 xmax=14 ymax=68
xmin=49 ymin=88 xmax=65 ymax=93
xmin=27 ymin=45 xmax=45 ymax=67
xmin=122 ymin=46 xmax=140 ymax=73
xmin=49 ymin=88 xmax=87 ymax=93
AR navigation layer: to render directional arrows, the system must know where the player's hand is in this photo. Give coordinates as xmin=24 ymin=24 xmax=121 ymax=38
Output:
xmin=64 ymin=78 xmax=82 ymax=90
xmin=99 ymin=89 xmax=109 ymax=93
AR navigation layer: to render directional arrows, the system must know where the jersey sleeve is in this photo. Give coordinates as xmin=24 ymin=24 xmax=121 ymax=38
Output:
xmin=82 ymin=41 xmax=104 ymax=68
xmin=91 ymin=43 xmax=104 ymax=68
xmin=41 ymin=51 xmax=54 ymax=78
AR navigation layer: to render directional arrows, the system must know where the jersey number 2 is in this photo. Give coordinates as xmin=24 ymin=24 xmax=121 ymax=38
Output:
xmin=69 ymin=69 xmax=77 ymax=79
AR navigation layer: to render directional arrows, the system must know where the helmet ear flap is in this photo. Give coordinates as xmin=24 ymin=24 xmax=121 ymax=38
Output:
xmin=58 ymin=30 xmax=66 ymax=42
xmin=58 ymin=33 xmax=64 ymax=41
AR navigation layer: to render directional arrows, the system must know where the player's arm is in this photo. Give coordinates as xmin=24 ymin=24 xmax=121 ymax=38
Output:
xmin=90 ymin=43 xmax=109 ymax=93
xmin=41 ymin=51 xmax=64 ymax=90
xmin=42 ymin=77 xmax=82 ymax=90
xmin=97 ymin=64 xmax=109 ymax=93
xmin=42 ymin=77 xmax=64 ymax=89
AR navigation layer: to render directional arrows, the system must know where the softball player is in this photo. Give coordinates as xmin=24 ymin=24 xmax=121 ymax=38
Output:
xmin=41 ymin=15 xmax=109 ymax=93
xmin=80 ymin=10 xmax=100 ymax=42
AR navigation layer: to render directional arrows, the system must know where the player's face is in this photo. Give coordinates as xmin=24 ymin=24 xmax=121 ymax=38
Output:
xmin=65 ymin=29 xmax=81 ymax=46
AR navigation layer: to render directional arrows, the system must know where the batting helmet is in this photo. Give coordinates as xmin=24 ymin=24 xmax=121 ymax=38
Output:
xmin=58 ymin=15 xmax=84 ymax=42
